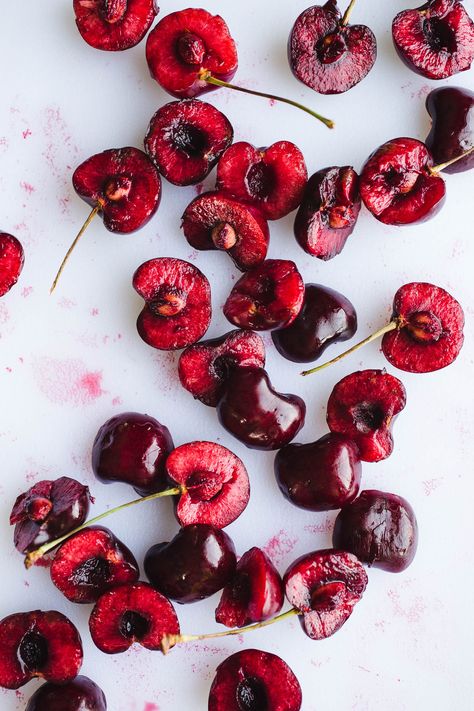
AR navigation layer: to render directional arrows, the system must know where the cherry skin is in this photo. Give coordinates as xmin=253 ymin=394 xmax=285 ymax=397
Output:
xmin=275 ymin=433 xmax=361 ymax=511
xmin=425 ymin=86 xmax=474 ymax=174
xmin=0 ymin=232 xmax=24 ymax=296
xmin=217 ymin=367 xmax=306 ymax=451
xmin=25 ymin=675 xmax=107 ymax=711
xmin=333 ymin=490 xmax=418 ymax=572
xmin=272 ymin=283 xmax=357 ymax=363
xmin=91 ymin=412 xmax=174 ymax=496
xmin=144 ymin=524 xmax=237 ymax=603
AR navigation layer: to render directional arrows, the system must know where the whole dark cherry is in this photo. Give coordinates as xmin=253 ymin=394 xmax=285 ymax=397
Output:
xmin=25 ymin=675 xmax=107 ymax=711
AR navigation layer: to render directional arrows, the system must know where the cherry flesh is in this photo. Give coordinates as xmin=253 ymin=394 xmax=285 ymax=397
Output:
xmin=0 ymin=232 xmax=24 ymax=296
xmin=73 ymin=0 xmax=158 ymax=51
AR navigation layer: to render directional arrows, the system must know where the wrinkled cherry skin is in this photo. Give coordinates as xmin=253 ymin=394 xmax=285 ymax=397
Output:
xmin=333 ymin=490 xmax=418 ymax=572
xmin=10 ymin=477 xmax=91 ymax=554
xmin=272 ymin=284 xmax=357 ymax=363
xmin=25 ymin=675 xmax=107 ymax=711
xmin=208 ymin=648 xmax=303 ymax=711
xmin=92 ymin=412 xmax=174 ymax=496
xmin=144 ymin=524 xmax=237 ymax=603
xmin=425 ymin=87 xmax=474 ymax=173
xmin=0 ymin=232 xmax=24 ymax=296
xmin=217 ymin=367 xmax=306 ymax=451
xmin=275 ymin=433 xmax=361 ymax=511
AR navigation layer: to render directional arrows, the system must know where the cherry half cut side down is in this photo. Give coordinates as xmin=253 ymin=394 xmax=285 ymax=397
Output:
xmin=146 ymin=7 xmax=334 ymax=128
xmin=50 ymin=147 xmax=161 ymax=293
xmin=302 ymin=282 xmax=464 ymax=375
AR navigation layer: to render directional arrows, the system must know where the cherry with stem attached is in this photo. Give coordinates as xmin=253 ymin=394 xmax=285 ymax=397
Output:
xmin=24 ymin=486 xmax=180 ymax=568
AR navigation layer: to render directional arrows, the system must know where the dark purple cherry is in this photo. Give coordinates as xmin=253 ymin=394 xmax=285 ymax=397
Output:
xmin=425 ymin=86 xmax=474 ymax=173
xmin=275 ymin=433 xmax=361 ymax=511
xmin=217 ymin=367 xmax=306 ymax=450
xmin=272 ymin=284 xmax=357 ymax=363
xmin=333 ymin=489 xmax=418 ymax=572
xmin=25 ymin=675 xmax=107 ymax=711
xmin=92 ymin=412 xmax=174 ymax=496
xmin=144 ymin=524 xmax=237 ymax=603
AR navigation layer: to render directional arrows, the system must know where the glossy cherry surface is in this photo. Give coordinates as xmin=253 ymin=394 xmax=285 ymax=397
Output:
xmin=425 ymin=86 xmax=474 ymax=173
xmin=25 ymin=675 xmax=107 ymax=711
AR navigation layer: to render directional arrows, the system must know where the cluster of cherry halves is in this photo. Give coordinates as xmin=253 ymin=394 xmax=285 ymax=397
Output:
xmin=0 ymin=2 xmax=473 ymax=710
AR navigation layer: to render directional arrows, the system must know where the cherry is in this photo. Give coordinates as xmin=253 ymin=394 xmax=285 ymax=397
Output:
xmin=392 ymin=0 xmax=474 ymax=79
xmin=92 ymin=412 xmax=174 ymax=496
xmin=217 ymin=367 xmax=306 ymax=451
xmin=0 ymin=232 xmax=24 ymax=296
xmin=146 ymin=8 xmax=334 ymax=127
xmin=144 ymin=524 xmax=237 ymax=604
xmin=303 ymin=282 xmax=464 ymax=374
xmin=333 ymin=490 xmax=418 ymax=572
xmin=182 ymin=192 xmax=269 ymax=271
xmin=73 ymin=0 xmax=158 ymax=51
xmin=133 ymin=257 xmax=211 ymax=350
xmin=425 ymin=86 xmax=474 ymax=174
xmin=25 ymin=675 xmax=107 ymax=711
xmin=0 ymin=610 xmax=82 ymax=690
xmin=293 ymin=167 xmax=361 ymax=259
xmin=49 ymin=526 xmax=139 ymax=603
xmin=10 ymin=476 xmax=91 ymax=554
xmin=326 ymin=369 xmax=406 ymax=463
xmin=272 ymin=283 xmax=357 ymax=364
xmin=289 ymin=0 xmax=377 ymax=94
xmin=216 ymin=141 xmax=308 ymax=220
xmin=51 ymin=147 xmax=161 ymax=292
xmin=275 ymin=433 xmax=361 ymax=511
xmin=167 ymin=441 xmax=250 ymax=528
xmin=283 ymin=549 xmax=368 ymax=640
xmin=215 ymin=547 xmax=284 ymax=628
xmin=178 ymin=329 xmax=266 ymax=406
xmin=223 ymin=260 xmax=305 ymax=331
xmin=208 ymin=649 xmax=302 ymax=711
xmin=145 ymin=99 xmax=233 ymax=186
xmin=88 ymin=582 xmax=180 ymax=654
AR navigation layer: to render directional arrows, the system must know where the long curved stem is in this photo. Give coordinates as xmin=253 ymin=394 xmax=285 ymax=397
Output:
xmin=50 ymin=204 xmax=100 ymax=294
xmin=301 ymin=320 xmax=399 ymax=376
xmin=341 ymin=0 xmax=357 ymax=26
xmin=430 ymin=145 xmax=474 ymax=174
xmin=202 ymin=74 xmax=334 ymax=129
xmin=24 ymin=486 xmax=181 ymax=568
xmin=162 ymin=607 xmax=299 ymax=654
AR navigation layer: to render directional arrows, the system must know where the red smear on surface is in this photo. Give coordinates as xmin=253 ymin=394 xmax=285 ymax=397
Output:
xmin=21 ymin=286 xmax=33 ymax=298
xmin=144 ymin=704 xmax=159 ymax=711
xmin=263 ymin=529 xmax=298 ymax=566
xmin=32 ymin=356 xmax=105 ymax=406
xmin=20 ymin=181 xmax=35 ymax=194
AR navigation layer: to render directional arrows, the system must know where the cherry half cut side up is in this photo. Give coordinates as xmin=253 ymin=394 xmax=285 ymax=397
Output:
xmin=359 ymin=136 xmax=474 ymax=225
xmin=0 ymin=610 xmax=83 ymax=690
xmin=302 ymin=282 xmax=464 ymax=375
xmin=289 ymin=0 xmax=377 ymax=95
xmin=50 ymin=147 xmax=161 ymax=292
xmin=146 ymin=7 xmax=334 ymax=128
xmin=74 ymin=0 xmax=158 ymax=51
xmin=208 ymin=649 xmax=302 ymax=711
xmin=392 ymin=0 xmax=474 ymax=80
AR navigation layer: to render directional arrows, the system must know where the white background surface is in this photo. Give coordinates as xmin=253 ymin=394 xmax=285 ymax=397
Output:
xmin=1 ymin=1 xmax=473 ymax=709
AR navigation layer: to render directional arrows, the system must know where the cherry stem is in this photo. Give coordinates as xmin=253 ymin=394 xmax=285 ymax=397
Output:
xmin=430 ymin=145 xmax=474 ymax=174
xmin=301 ymin=320 xmax=400 ymax=376
xmin=341 ymin=0 xmax=357 ymax=26
xmin=162 ymin=607 xmax=299 ymax=654
xmin=24 ymin=486 xmax=181 ymax=569
xmin=202 ymin=73 xmax=334 ymax=129
xmin=50 ymin=204 xmax=101 ymax=294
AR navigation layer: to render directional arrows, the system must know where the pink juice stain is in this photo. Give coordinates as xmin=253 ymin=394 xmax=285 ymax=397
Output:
xmin=32 ymin=357 xmax=105 ymax=406
xmin=263 ymin=529 xmax=298 ymax=567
